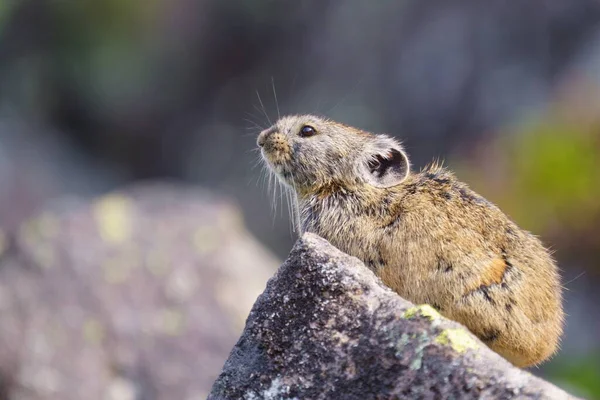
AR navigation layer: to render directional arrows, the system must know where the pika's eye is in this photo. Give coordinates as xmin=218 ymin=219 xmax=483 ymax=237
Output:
xmin=299 ymin=125 xmax=317 ymax=137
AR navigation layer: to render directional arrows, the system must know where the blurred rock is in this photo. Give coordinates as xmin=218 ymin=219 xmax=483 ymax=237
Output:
xmin=4 ymin=0 xmax=600 ymax=259
xmin=210 ymin=233 xmax=576 ymax=400
xmin=0 ymin=183 xmax=278 ymax=399
xmin=0 ymin=117 xmax=123 ymax=232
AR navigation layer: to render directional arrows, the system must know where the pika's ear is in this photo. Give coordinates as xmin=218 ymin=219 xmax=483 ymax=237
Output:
xmin=360 ymin=136 xmax=410 ymax=188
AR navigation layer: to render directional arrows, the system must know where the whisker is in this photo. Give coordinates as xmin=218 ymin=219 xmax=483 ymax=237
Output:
xmin=563 ymin=271 xmax=586 ymax=288
xmin=273 ymin=173 xmax=279 ymax=215
xmin=252 ymin=105 xmax=269 ymax=125
xmin=244 ymin=112 xmax=263 ymax=123
xmin=288 ymin=169 xmax=301 ymax=235
xmin=244 ymin=114 xmax=265 ymax=132
xmin=244 ymin=110 xmax=264 ymax=121
xmin=271 ymin=77 xmax=281 ymax=120
xmin=266 ymin=170 xmax=277 ymax=227
xmin=260 ymin=164 xmax=270 ymax=189
xmin=267 ymin=169 xmax=273 ymax=198
xmin=243 ymin=131 xmax=262 ymax=139
xmin=250 ymin=161 xmax=267 ymax=187
xmin=243 ymin=118 xmax=263 ymax=129
xmin=326 ymin=78 xmax=365 ymax=115
xmin=256 ymin=90 xmax=272 ymax=126
xmin=278 ymin=178 xmax=285 ymax=220
xmin=250 ymin=154 xmax=264 ymax=170
xmin=284 ymin=186 xmax=294 ymax=236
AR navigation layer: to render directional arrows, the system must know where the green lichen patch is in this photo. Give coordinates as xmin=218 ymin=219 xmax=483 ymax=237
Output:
xmin=435 ymin=328 xmax=480 ymax=354
xmin=193 ymin=226 xmax=220 ymax=255
xmin=93 ymin=194 xmax=134 ymax=244
xmin=402 ymin=304 xmax=442 ymax=321
xmin=82 ymin=318 xmax=106 ymax=345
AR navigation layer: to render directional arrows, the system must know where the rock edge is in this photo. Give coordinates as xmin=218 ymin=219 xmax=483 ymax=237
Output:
xmin=209 ymin=233 xmax=576 ymax=400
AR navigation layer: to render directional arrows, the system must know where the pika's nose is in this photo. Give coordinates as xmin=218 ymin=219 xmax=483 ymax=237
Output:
xmin=257 ymin=127 xmax=274 ymax=147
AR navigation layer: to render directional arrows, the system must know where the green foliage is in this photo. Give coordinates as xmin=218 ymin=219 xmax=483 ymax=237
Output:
xmin=0 ymin=0 xmax=16 ymax=34
xmin=505 ymin=120 xmax=600 ymax=233
xmin=47 ymin=0 xmax=162 ymax=116
xmin=454 ymin=117 xmax=600 ymax=236
xmin=452 ymin=112 xmax=600 ymax=397
xmin=545 ymin=352 xmax=600 ymax=400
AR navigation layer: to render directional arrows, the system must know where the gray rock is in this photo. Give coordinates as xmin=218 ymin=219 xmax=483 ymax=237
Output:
xmin=209 ymin=233 xmax=577 ymax=400
xmin=0 ymin=183 xmax=278 ymax=399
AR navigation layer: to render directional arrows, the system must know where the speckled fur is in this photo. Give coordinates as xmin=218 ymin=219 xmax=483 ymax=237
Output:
xmin=257 ymin=114 xmax=564 ymax=368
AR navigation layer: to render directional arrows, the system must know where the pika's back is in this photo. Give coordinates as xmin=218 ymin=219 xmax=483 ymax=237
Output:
xmin=385 ymin=167 xmax=563 ymax=367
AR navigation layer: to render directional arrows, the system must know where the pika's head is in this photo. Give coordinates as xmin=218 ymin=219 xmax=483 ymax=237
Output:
xmin=257 ymin=114 xmax=410 ymax=195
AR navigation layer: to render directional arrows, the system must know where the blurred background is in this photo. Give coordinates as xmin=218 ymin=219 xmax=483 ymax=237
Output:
xmin=0 ymin=0 xmax=599 ymax=398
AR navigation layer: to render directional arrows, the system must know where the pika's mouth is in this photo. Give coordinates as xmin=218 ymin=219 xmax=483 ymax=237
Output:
xmin=257 ymin=127 xmax=294 ymax=181
xmin=260 ymin=147 xmax=297 ymax=186
xmin=260 ymin=148 xmax=286 ymax=172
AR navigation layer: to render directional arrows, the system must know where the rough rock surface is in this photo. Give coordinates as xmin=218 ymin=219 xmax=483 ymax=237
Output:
xmin=0 ymin=183 xmax=278 ymax=399
xmin=209 ymin=233 xmax=577 ymax=400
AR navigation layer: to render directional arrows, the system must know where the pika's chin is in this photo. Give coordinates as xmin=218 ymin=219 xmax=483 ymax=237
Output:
xmin=260 ymin=154 xmax=290 ymax=183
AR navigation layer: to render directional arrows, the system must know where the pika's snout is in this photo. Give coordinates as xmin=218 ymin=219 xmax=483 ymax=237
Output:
xmin=257 ymin=126 xmax=292 ymax=168
xmin=257 ymin=128 xmax=290 ymax=153
xmin=257 ymin=127 xmax=275 ymax=148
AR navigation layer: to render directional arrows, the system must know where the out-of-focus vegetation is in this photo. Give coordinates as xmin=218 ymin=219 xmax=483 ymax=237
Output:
xmin=546 ymin=351 xmax=600 ymax=399
xmin=1 ymin=0 xmax=599 ymax=397
xmin=453 ymin=85 xmax=600 ymax=398
xmin=455 ymin=87 xmax=600 ymax=255
xmin=507 ymin=121 xmax=600 ymax=235
xmin=452 ymin=79 xmax=600 ymax=397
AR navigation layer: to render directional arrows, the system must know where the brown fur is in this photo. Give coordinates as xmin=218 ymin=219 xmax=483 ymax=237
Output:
xmin=257 ymin=114 xmax=564 ymax=368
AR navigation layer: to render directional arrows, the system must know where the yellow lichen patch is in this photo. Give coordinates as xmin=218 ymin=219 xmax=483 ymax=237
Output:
xmin=154 ymin=308 xmax=185 ymax=336
xmin=48 ymin=321 xmax=68 ymax=348
xmin=93 ymin=194 xmax=134 ymax=244
xmin=19 ymin=218 xmax=39 ymax=247
xmin=82 ymin=318 xmax=105 ymax=345
xmin=0 ymin=228 xmax=7 ymax=257
xmin=102 ymin=256 xmax=132 ymax=284
xmin=18 ymin=212 xmax=60 ymax=245
xmin=101 ymin=245 xmax=142 ymax=284
xmin=214 ymin=279 xmax=249 ymax=331
xmin=435 ymin=328 xmax=480 ymax=353
xmin=218 ymin=207 xmax=243 ymax=231
xmin=36 ymin=212 xmax=60 ymax=238
xmin=165 ymin=268 xmax=198 ymax=302
xmin=31 ymin=242 xmax=56 ymax=269
xmin=403 ymin=304 xmax=442 ymax=321
xmin=145 ymin=248 xmax=170 ymax=276
xmin=17 ymin=217 xmax=56 ymax=268
xmin=193 ymin=226 xmax=219 ymax=255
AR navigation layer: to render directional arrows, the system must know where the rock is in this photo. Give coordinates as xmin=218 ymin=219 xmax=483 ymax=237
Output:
xmin=209 ymin=233 xmax=577 ymax=400
xmin=0 ymin=183 xmax=278 ymax=399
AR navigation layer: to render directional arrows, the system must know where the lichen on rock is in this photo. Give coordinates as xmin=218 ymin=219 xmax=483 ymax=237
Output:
xmin=0 ymin=183 xmax=279 ymax=399
xmin=209 ymin=233 xmax=577 ymax=400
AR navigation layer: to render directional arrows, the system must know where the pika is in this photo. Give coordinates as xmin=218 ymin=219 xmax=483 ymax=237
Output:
xmin=257 ymin=114 xmax=564 ymax=368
